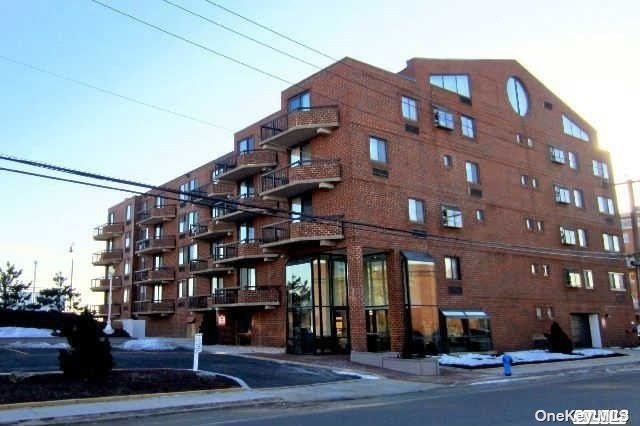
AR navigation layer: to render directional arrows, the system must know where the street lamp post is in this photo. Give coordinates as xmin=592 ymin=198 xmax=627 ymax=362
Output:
xmin=104 ymin=265 xmax=115 ymax=335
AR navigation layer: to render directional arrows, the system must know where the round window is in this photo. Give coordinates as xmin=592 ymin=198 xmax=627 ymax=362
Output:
xmin=506 ymin=77 xmax=529 ymax=116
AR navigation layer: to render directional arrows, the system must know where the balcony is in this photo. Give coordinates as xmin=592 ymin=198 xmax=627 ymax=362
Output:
xmin=90 ymin=276 xmax=123 ymax=292
xmin=213 ymin=241 xmax=278 ymax=265
xmin=190 ymin=258 xmax=233 ymax=276
xmin=93 ymin=223 xmax=124 ymax=241
xmin=261 ymin=219 xmax=344 ymax=249
xmin=132 ymin=299 xmax=175 ymax=315
xmin=186 ymin=287 xmax=280 ymax=311
xmin=133 ymin=267 xmax=174 ymax=284
xmin=260 ymin=106 xmax=339 ymax=149
xmin=92 ymin=250 xmax=123 ymax=266
xmin=260 ymin=159 xmax=341 ymax=200
xmin=191 ymin=181 xmax=236 ymax=203
xmin=214 ymin=196 xmax=278 ymax=223
xmin=136 ymin=205 xmax=176 ymax=225
xmin=214 ymin=150 xmax=277 ymax=182
xmin=135 ymin=235 xmax=176 ymax=255
xmin=89 ymin=304 xmax=121 ymax=318
xmin=190 ymin=221 xmax=234 ymax=240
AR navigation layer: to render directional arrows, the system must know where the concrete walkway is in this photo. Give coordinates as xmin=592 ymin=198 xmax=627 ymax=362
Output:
xmin=1 ymin=347 xmax=638 ymax=425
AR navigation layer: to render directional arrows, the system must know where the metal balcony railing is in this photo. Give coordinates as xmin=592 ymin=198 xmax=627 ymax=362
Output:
xmin=90 ymin=277 xmax=122 ymax=291
xmin=93 ymin=223 xmax=124 ymax=240
xmin=260 ymin=106 xmax=339 ymax=146
xmin=136 ymin=205 xmax=176 ymax=224
xmin=261 ymin=219 xmax=344 ymax=247
xmin=132 ymin=299 xmax=175 ymax=314
xmin=91 ymin=250 xmax=123 ymax=265
xmin=133 ymin=267 xmax=174 ymax=283
xmin=261 ymin=159 xmax=341 ymax=194
xmin=89 ymin=304 xmax=122 ymax=317
xmin=135 ymin=235 xmax=176 ymax=253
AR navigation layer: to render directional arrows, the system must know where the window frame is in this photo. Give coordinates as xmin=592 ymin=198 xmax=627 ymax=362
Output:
xmin=401 ymin=96 xmax=418 ymax=121
xmin=460 ymin=115 xmax=475 ymax=138
xmin=408 ymin=198 xmax=425 ymax=223
xmin=444 ymin=256 xmax=461 ymax=280
xmin=442 ymin=205 xmax=463 ymax=228
xmin=369 ymin=136 xmax=388 ymax=163
xmin=465 ymin=161 xmax=480 ymax=184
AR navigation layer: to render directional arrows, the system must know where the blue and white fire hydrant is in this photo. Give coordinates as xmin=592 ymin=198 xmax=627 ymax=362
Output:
xmin=502 ymin=354 xmax=513 ymax=376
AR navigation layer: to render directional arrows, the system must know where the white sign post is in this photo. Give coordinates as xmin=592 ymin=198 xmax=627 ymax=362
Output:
xmin=193 ymin=333 xmax=203 ymax=371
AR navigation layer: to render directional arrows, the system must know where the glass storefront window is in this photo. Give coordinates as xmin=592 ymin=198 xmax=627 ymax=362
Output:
xmin=403 ymin=254 xmax=439 ymax=355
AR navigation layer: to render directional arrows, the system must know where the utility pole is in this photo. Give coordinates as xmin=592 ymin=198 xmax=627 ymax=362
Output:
xmin=69 ymin=243 xmax=74 ymax=311
xmin=32 ymin=260 xmax=37 ymax=304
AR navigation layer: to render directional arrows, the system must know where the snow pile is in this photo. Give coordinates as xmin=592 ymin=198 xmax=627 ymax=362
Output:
xmin=439 ymin=348 xmax=616 ymax=368
xmin=334 ymin=370 xmax=380 ymax=380
xmin=8 ymin=341 xmax=69 ymax=349
xmin=0 ymin=327 xmax=54 ymax=338
xmin=119 ymin=338 xmax=182 ymax=351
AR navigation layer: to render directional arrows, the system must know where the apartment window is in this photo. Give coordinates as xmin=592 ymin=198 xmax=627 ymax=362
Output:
xmin=153 ymin=284 xmax=163 ymax=302
xmin=124 ymin=261 xmax=130 ymax=277
xmin=560 ymin=227 xmax=577 ymax=245
xmin=465 ymin=161 xmax=480 ymax=184
xmin=187 ymin=277 xmax=194 ymax=297
xmin=155 ymin=196 xmax=165 ymax=207
xmin=288 ymin=91 xmax=310 ymax=112
xmin=592 ymin=160 xmax=609 ymax=180
xmin=531 ymin=177 xmax=539 ymax=189
xmin=369 ymin=136 xmax=388 ymax=163
xmin=568 ymin=152 xmax=578 ymax=169
xmin=554 ymin=184 xmax=572 ymax=204
xmin=525 ymin=218 xmax=533 ymax=231
xmin=506 ymin=77 xmax=529 ymax=116
xmin=526 ymin=137 xmax=534 ymax=148
xmin=536 ymin=220 xmax=544 ymax=232
xmin=124 ymin=232 xmax=131 ymax=250
xmin=153 ymin=255 xmax=163 ymax=269
xmin=608 ymin=272 xmax=625 ymax=291
xmin=549 ymin=146 xmax=566 ymax=164
xmin=443 ymin=154 xmax=453 ymax=168
xmin=444 ymin=256 xmax=461 ymax=280
xmin=429 ymin=74 xmax=471 ymax=98
xmin=521 ymin=175 xmax=529 ymax=186
xmin=238 ymin=137 xmax=255 ymax=153
xmin=535 ymin=306 xmax=543 ymax=319
xmin=442 ymin=206 xmax=463 ymax=228
xmin=577 ymin=229 xmax=587 ymax=247
xmin=123 ymin=287 xmax=129 ymax=304
xmin=565 ymin=269 xmax=582 ymax=288
xmin=108 ymin=212 xmax=115 ymax=225
xmin=573 ymin=189 xmax=584 ymax=208
xmin=603 ymin=233 xmax=621 ymax=252
xmin=516 ymin=133 xmax=523 ymax=144
xmin=433 ymin=106 xmax=454 ymax=129
xmin=541 ymin=264 xmax=550 ymax=277
xmin=178 ymin=247 xmax=186 ymax=266
xmin=211 ymin=276 xmax=223 ymax=293
xmin=239 ymin=223 xmax=255 ymax=243
xmin=460 ymin=116 xmax=475 ymax=138
xmin=239 ymin=267 xmax=256 ymax=290
xmin=401 ymin=96 xmax=418 ymax=121
xmin=530 ymin=264 xmax=537 ymax=275
xmin=583 ymin=270 xmax=594 ymax=289
xmin=239 ymin=180 xmax=255 ymax=198
xmin=125 ymin=204 xmax=132 ymax=222
xmin=408 ymin=198 xmax=425 ymax=223
xmin=562 ymin=114 xmax=590 ymax=142
xmin=597 ymin=196 xmax=615 ymax=215
xmin=177 ymin=279 xmax=186 ymax=298
xmin=475 ymin=209 xmax=484 ymax=222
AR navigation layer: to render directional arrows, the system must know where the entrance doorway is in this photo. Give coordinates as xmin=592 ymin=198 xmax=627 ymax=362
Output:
xmin=570 ymin=314 xmax=592 ymax=348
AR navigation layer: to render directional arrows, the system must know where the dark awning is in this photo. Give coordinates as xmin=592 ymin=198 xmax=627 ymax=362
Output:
xmin=401 ymin=250 xmax=435 ymax=263
xmin=440 ymin=309 xmax=489 ymax=318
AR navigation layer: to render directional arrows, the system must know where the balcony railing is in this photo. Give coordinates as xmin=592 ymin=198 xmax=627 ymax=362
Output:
xmin=187 ymin=295 xmax=210 ymax=310
xmin=133 ymin=267 xmax=174 ymax=284
xmin=214 ymin=196 xmax=278 ymax=223
xmin=89 ymin=304 xmax=121 ymax=317
xmin=191 ymin=181 xmax=236 ymax=203
xmin=213 ymin=241 xmax=278 ymax=265
xmin=190 ymin=221 xmax=234 ymax=240
xmin=90 ymin=276 xmax=123 ymax=292
xmin=261 ymin=219 xmax=344 ymax=248
xmin=132 ymin=299 xmax=175 ymax=315
xmin=213 ymin=287 xmax=280 ymax=306
xmin=135 ymin=235 xmax=176 ymax=254
xmin=92 ymin=250 xmax=123 ymax=266
xmin=190 ymin=258 xmax=233 ymax=276
xmin=136 ymin=205 xmax=176 ymax=225
xmin=260 ymin=106 xmax=339 ymax=148
xmin=213 ymin=149 xmax=277 ymax=182
xmin=93 ymin=223 xmax=124 ymax=241
xmin=260 ymin=159 xmax=341 ymax=199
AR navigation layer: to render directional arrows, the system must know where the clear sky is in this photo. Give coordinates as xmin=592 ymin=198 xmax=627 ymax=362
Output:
xmin=0 ymin=0 xmax=638 ymax=304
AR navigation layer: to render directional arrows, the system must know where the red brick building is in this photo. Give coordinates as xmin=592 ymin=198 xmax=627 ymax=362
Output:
xmin=91 ymin=57 xmax=636 ymax=353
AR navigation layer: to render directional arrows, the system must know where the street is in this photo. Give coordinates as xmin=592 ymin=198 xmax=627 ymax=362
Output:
xmin=0 ymin=347 xmax=354 ymax=388
xmin=79 ymin=370 xmax=640 ymax=426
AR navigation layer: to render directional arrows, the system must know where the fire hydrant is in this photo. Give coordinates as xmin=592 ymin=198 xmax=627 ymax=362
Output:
xmin=502 ymin=354 xmax=513 ymax=376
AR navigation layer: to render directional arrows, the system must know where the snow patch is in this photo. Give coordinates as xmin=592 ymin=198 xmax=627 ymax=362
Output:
xmin=333 ymin=370 xmax=380 ymax=380
xmin=439 ymin=349 xmax=616 ymax=367
xmin=119 ymin=338 xmax=182 ymax=351
xmin=8 ymin=341 xmax=69 ymax=349
xmin=0 ymin=327 xmax=54 ymax=338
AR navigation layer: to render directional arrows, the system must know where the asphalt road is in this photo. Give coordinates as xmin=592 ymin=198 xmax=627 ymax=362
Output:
xmin=0 ymin=347 xmax=355 ymax=388
xmin=80 ymin=370 xmax=640 ymax=426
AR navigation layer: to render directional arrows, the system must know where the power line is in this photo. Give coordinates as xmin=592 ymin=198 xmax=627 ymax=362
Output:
xmin=0 ymin=54 xmax=230 ymax=132
xmin=0 ymin=154 xmax=624 ymax=262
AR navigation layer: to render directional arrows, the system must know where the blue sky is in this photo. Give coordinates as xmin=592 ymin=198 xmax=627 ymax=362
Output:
xmin=0 ymin=0 xmax=638 ymax=304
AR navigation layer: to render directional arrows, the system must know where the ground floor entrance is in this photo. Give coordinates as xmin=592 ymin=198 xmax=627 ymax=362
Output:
xmin=570 ymin=313 xmax=602 ymax=348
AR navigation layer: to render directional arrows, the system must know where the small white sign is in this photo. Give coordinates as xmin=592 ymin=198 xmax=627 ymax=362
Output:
xmin=194 ymin=333 xmax=203 ymax=353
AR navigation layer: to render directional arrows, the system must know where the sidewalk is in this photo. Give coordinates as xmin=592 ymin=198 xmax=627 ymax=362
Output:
xmin=1 ymin=347 xmax=638 ymax=425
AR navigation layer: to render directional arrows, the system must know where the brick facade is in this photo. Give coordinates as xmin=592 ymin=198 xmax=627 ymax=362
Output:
xmin=92 ymin=57 xmax=636 ymax=353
